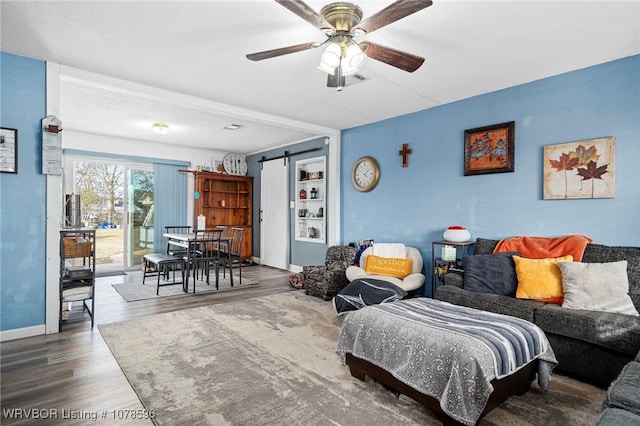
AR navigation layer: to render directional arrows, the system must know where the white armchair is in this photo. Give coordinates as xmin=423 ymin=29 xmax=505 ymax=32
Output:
xmin=345 ymin=245 xmax=425 ymax=293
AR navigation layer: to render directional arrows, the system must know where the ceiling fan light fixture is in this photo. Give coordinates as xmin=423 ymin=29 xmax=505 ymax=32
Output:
xmin=318 ymin=62 xmax=336 ymax=74
xmin=152 ymin=122 xmax=169 ymax=135
xmin=341 ymin=43 xmax=366 ymax=75
xmin=319 ymin=42 xmax=342 ymax=72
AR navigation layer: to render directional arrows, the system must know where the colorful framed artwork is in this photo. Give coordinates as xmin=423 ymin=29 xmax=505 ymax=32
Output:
xmin=0 ymin=127 xmax=18 ymax=174
xmin=464 ymin=121 xmax=515 ymax=176
xmin=543 ymin=137 xmax=615 ymax=199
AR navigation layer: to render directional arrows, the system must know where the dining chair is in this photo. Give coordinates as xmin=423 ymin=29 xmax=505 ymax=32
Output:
xmin=184 ymin=229 xmax=224 ymax=292
xmin=220 ymin=227 xmax=244 ymax=284
xmin=212 ymin=226 xmax=229 ymax=254
xmin=164 ymin=225 xmax=192 ymax=257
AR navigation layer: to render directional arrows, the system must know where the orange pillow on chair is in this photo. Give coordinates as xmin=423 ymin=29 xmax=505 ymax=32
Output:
xmin=513 ymin=255 xmax=573 ymax=303
xmin=364 ymin=255 xmax=413 ymax=279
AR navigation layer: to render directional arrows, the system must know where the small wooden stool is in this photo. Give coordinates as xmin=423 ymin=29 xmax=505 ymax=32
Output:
xmin=143 ymin=253 xmax=185 ymax=295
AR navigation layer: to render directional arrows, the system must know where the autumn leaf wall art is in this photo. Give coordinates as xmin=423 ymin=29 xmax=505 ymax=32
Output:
xmin=543 ymin=137 xmax=615 ymax=199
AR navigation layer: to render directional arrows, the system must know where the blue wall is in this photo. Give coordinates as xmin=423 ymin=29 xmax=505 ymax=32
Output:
xmin=1 ymin=52 xmax=637 ymax=331
xmin=0 ymin=52 xmax=47 ymax=331
xmin=341 ymin=55 xmax=640 ymax=296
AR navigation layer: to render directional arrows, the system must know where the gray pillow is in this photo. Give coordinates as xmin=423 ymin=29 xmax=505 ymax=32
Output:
xmin=334 ymin=279 xmax=407 ymax=315
xmin=463 ymin=252 xmax=519 ymax=296
xmin=559 ymin=261 xmax=639 ymax=316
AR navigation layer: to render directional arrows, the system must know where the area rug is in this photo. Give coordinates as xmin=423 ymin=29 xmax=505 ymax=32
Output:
xmin=112 ymin=274 xmax=255 ymax=302
xmin=99 ymin=292 xmax=605 ymax=425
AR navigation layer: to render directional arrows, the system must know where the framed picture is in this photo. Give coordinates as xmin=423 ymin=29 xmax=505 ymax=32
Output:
xmin=0 ymin=127 xmax=18 ymax=174
xmin=464 ymin=121 xmax=515 ymax=176
xmin=543 ymin=137 xmax=615 ymax=199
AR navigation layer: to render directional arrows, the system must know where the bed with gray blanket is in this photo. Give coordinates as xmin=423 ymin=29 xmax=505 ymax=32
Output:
xmin=336 ymin=298 xmax=558 ymax=425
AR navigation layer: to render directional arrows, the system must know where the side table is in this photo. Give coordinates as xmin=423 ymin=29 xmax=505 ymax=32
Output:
xmin=431 ymin=240 xmax=475 ymax=297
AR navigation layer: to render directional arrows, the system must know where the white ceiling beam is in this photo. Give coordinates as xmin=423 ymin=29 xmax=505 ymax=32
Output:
xmin=59 ymin=65 xmax=340 ymax=138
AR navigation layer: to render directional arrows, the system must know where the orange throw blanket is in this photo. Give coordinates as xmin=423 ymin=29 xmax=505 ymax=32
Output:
xmin=493 ymin=235 xmax=593 ymax=261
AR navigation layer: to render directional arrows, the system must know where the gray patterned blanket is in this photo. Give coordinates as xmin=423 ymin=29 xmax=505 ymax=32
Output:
xmin=336 ymin=298 xmax=557 ymax=425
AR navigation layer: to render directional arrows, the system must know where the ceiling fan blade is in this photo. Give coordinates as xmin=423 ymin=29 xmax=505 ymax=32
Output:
xmin=246 ymin=42 xmax=317 ymax=61
xmin=360 ymin=41 xmax=425 ymax=73
xmin=275 ymin=0 xmax=334 ymax=32
xmin=353 ymin=0 xmax=433 ymax=35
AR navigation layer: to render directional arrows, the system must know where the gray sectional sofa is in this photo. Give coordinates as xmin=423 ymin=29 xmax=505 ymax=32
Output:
xmin=435 ymin=237 xmax=640 ymax=387
xmin=595 ymin=350 xmax=640 ymax=425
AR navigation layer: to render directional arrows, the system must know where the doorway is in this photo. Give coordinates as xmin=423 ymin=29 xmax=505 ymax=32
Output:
xmin=71 ymin=159 xmax=154 ymax=274
xmin=260 ymin=159 xmax=289 ymax=269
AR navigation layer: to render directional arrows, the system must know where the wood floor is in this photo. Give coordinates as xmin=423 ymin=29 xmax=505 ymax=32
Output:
xmin=1 ymin=264 xmax=295 ymax=425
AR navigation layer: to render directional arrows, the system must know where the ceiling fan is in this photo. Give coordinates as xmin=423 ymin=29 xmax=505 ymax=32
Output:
xmin=246 ymin=0 xmax=433 ymax=91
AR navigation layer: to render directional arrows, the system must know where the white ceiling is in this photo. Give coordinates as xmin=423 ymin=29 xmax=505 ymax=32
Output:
xmin=2 ymin=0 xmax=639 ymax=153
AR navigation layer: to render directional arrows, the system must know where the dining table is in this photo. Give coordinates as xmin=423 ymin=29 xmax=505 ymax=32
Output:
xmin=163 ymin=230 xmax=233 ymax=293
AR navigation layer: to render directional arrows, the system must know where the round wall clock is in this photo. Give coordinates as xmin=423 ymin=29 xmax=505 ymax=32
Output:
xmin=352 ymin=156 xmax=380 ymax=192
xmin=223 ymin=153 xmax=248 ymax=175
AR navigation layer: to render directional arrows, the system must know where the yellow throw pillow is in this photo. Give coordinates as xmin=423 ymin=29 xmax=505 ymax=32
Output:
xmin=364 ymin=255 xmax=413 ymax=279
xmin=513 ymin=255 xmax=573 ymax=301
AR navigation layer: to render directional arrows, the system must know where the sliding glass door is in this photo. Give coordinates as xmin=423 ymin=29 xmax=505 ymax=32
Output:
xmin=125 ymin=167 xmax=154 ymax=268
xmin=72 ymin=159 xmax=154 ymax=273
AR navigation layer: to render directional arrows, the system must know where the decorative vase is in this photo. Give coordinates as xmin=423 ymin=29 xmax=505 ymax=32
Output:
xmin=443 ymin=226 xmax=471 ymax=243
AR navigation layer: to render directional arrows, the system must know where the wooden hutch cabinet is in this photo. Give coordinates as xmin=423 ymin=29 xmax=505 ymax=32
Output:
xmin=191 ymin=171 xmax=253 ymax=261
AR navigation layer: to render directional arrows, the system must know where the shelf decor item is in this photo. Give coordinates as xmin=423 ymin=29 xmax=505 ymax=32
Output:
xmin=441 ymin=245 xmax=457 ymax=262
xmin=443 ymin=226 xmax=471 ymax=243
xmin=63 ymin=237 xmax=92 ymax=258
xmin=222 ymin=153 xmax=248 ymax=176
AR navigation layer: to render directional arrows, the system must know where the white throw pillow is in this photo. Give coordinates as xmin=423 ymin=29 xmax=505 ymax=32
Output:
xmin=371 ymin=243 xmax=406 ymax=258
xmin=559 ymin=261 xmax=639 ymax=316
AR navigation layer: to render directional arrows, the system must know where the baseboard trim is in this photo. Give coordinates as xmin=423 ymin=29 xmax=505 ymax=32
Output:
xmin=0 ymin=324 xmax=46 ymax=342
xmin=252 ymin=257 xmax=299 ymax=273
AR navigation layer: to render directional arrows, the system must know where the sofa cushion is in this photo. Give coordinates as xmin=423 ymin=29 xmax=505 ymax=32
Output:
xmin=463 ymin=252 xmax=519 ymax=296
xmin=594 ymin=408 xmax=640 ymax=426
xmin=559 ymin=261 xmax=639 ymax=316
xmin=603 ymin=361 xmax=640 ymax=416
xmin=513 ymin=255 xmax=573 ymax=303
xmin=435 ymin=284 xmax=545 ymax=322
xmin=534 ymin=304 xmax=640 ymax=356
xmin=473 ymin=238 xmax=500 ymax=255
xmin=582 ymin=244 xmax=640 ymax=311
xmin=443 ymin=271 xmax=464 ymax=288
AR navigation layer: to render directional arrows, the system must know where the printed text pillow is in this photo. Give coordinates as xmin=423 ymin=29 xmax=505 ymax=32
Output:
xmin=364 ymin=255 xmax=413 ymax=279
